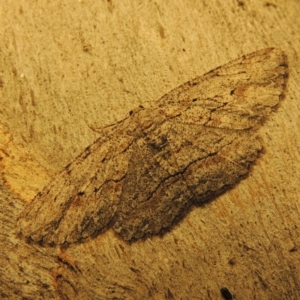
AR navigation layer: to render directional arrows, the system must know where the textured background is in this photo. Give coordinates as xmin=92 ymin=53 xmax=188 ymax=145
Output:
xmin=1 ymin=1 xmax=300 ymax=299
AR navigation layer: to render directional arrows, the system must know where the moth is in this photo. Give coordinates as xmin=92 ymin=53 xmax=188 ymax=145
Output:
xmin=17 ymin=48 xmax=288 ymax=246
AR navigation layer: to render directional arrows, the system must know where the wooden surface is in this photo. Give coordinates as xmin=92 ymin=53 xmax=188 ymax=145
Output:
xmin=1 ymin=1 xmax=300 ymax=299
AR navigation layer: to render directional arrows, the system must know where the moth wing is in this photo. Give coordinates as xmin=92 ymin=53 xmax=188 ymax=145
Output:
xmin=114 ymin=115 xmax=262 ymax=242
xmin=113 ymin=121 xmax=193 ymax=241
xmin=17 ymin=118 xmax=141 ymax=246
xmin=155 ymin=48 xmax=288 ymax=130
xmin=163 ymin=121 xmax=263 ymax=204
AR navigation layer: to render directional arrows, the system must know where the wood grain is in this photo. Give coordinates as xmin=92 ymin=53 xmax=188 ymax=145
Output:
xmin=1 ymin=1 xmax=300 ymax=299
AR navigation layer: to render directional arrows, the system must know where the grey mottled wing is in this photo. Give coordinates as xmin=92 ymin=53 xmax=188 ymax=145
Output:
xmin=113 ymin=48 xmax=288 ymax=241
xmin=154 ymin=48 xmax=287 ymax=130
xmin=17 ymin=118 xmax=142 ymax=246
xmin=113 ymin=110 xmax=262 ymax=241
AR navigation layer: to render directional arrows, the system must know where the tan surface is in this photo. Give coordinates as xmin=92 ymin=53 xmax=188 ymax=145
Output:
xmin=1 ymin=1 xmax=300 ymax=299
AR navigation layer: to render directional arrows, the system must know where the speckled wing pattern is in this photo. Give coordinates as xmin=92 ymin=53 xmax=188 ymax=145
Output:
xmin=17 ymin=48 xmax=288 ymax=246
